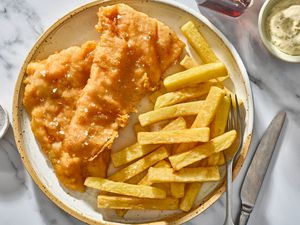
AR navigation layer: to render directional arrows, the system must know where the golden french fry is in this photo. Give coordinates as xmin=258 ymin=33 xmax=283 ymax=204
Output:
xmin=139 ymin=100 xmax=204 ymax=126
xmin=111 ymin=144 xmax=159 ymax=168
xmin=174 ymin=142 xmax=196 ymax=155
xmin=196 ymin=95 xmax=231 ymax=167
xmin=134 ymin=123 xmax=148 ymax=133
xmin=138 ymin=128 xmax=210 ymax=145
xmin=180 ymin=56 xmax=228 ymax=84
xmin=181 ymin=21 xmax=219 ymax=63
xmin=169 ymin=130 xmax=237 ymax=170
xmin=180 ymin=183 xmax=202 ymax=212
xmin=210 ymin=95 xmax=231 ymax=138
xmin=154 ymin=82 xmax=219 ymax=109
xmin=173 ymin=86 xmax=225 ymax=155
xmin=153 ymin=183 xmax=172 ymax=196
xmin=192 ymin=86 xmax=225 ymax=128
xmin=180 ymin=55 xmax=198 ymax=69
xmin=116 ymin=160 xmax=170 ymax=218
xmin=140 ymin=160 xmax=172 ymax=195
xmin=109 ymin=146 xmax=171 ymax=182
xmin=197 ymin=152 xmax=225 ymax=167
xmin=216 ymin=152 xmax=226 ymax=165
xmin=139 ymin=160 xmax=171 ymax=185
xmin=153 ymin=159 xmax=171 ymax=168
xmin=170 ymin=183 xmax=185 ymax=198
xmin=163 ymin=63 xmax=227 ymax=91
xmin=162 ymin=116 xmax=187 ymax=130
xmin=98 ymin=195 xmax=179 ymax=210
xmin=214 ymin=76 xmax=229 ymax=83
xmin=126 ymin=170 xmax=148 ymax=184
xmin=149 ymin=86 xmax=167 ymax=103
xmin=209 ymin=152 xmax=225 ymax=166
xmin=148 ymin=167 xmax=220 ymax=183
xmin=181 ymin=152 xmax=224 ymax=211
xmin=111 ymin=117 xmax=186 ymax=167
xmin=85 ymin=177 xmax=166 ymax=199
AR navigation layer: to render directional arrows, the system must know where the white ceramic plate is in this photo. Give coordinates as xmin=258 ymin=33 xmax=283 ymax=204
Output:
xmin=13 ymin=0 xmax=253 ymax=224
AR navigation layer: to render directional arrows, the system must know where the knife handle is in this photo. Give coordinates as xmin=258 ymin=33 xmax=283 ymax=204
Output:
xmin=238 ymin=204 xmax=252 ymax=225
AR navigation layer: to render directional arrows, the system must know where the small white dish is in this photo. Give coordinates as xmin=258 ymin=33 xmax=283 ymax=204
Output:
xmin=258 ymin=0 xmax=300 ymax=63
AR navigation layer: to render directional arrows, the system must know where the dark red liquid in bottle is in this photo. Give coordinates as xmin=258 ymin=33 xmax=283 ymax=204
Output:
xmin=198 ymin=0 xmax=252 ymax=17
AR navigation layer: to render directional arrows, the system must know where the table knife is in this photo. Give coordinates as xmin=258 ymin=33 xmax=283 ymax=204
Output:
xmin=238 ymin=111 xmax=286 ymax=225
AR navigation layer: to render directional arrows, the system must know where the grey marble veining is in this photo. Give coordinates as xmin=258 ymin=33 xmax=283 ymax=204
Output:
xmin=0 ymin=0 xmax=43 ymax=113
xmin=0 ymin=0 xmax=299 ymax=225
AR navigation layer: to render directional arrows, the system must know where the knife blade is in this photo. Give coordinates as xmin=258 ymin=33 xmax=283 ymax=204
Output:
xmin=238 ymin=111 xmax=286 ymax=225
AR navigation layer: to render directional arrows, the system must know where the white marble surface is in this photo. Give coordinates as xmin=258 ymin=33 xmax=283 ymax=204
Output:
xmin=0 ymin=0 xmax=299 ymax=224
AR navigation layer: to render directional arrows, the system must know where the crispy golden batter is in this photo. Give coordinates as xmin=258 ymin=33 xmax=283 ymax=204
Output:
xmin=24 ymin=4 xmax=184 ymax=192
xmin=23 ymin=41 xmax=110 ymax=191
xmin=61 ymin=4 xmax=184 ymax=190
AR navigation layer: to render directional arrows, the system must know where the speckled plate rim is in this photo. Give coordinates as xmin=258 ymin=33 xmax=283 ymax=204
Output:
xmin=12 ymin=0 xmax=254 ymax=224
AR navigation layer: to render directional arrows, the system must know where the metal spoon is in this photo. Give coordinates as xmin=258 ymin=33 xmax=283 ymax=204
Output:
xmin=0 ymin=105 xmax=9 ymax=139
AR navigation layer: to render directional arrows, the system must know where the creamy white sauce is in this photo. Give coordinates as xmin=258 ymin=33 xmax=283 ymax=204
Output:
xmin=267 ymin=0 xmax=300 ymax=55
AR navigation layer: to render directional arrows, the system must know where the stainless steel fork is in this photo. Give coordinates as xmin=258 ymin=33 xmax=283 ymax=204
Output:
xmin=223 ymin=95 xmax=244 ymax=225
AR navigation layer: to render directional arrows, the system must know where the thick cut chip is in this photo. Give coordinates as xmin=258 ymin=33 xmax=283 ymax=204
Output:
xmin=111 ymin=117 xmax=186 ymax=167
xmin=158 ymin=116 xmax=187 ymax=131
xmin=98 ymin=195 xmax=179 ymax=210
xmin=152 ymin=183 xmax=171 ymax=196
xmin=199 ymin=95 xmax=230 ymax=166
xmin=109 ymin=147 xmax=171 ymax=182
xmin=140 ymin=161 xmax=172 ymax=197
xmin=180 ymin=182 xmax=202 ymax=212
xmin=111 ymin=144 xmax=159 ymax=168
xmin=173 ymin=86 xmax=225 ymax=155
xmin=169 ymin=130 xmax=237 ymax=170
xmin=210 ymin=95 xmax=231 ymax=138
xmin=181 ymin=21 xmax=219 ymax=63
xmin=163 ymin=63 xmax=228 ymax=91
xmin=114 ymin=161 xmax=172 ymax=218
xmin=138 ymin=128 xmax=210 ymax=145
xmin=180 ymin=55 xmax=198 ymax=69
xmin=154 ymin=82 xmax=220 ymax=109
xmin=148 ymin=167 xmax=220 ymax=183
xmin=84 ymin=177 xmax=166 ymax=199
xmin=139 ymin=160 xmax=171 ymax=185
xmin=197 ymin=152 xmax=226 ymax=167
xmin=192 ymin=86 xmax=225 ymax=128
xmin=115 ymin=168 xmax=150 ymax=217
xmin=139 ymin=101 xmax=204 ymax=126
xmin=126 ymin=170 xmax=148 ymax=184
xmin=179 ymin=56 xmax=228 ymax=84
xmin=170 ymin=183 xmax=185 ymax=198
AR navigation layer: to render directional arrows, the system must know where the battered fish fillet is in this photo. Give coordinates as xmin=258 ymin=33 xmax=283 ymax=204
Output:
xmin=61 ymin=4 xmax=184 ymax=191
xmin=23 ymin=41 xmax=110 ymax=191
xmin=24 ymin=4 xmax=184 ymax=192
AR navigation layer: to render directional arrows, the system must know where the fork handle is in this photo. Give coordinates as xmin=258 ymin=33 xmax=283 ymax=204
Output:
xmin=238 ymin=204 xmax=252 ymax=225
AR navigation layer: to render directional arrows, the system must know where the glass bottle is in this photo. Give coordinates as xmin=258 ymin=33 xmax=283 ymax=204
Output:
xmin=196 ymin=0 xmax=253 ymax=17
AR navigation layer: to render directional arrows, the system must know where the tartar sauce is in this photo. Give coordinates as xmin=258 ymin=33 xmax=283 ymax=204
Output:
xmin=267 ymin=0 xmax=300 ymax=55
